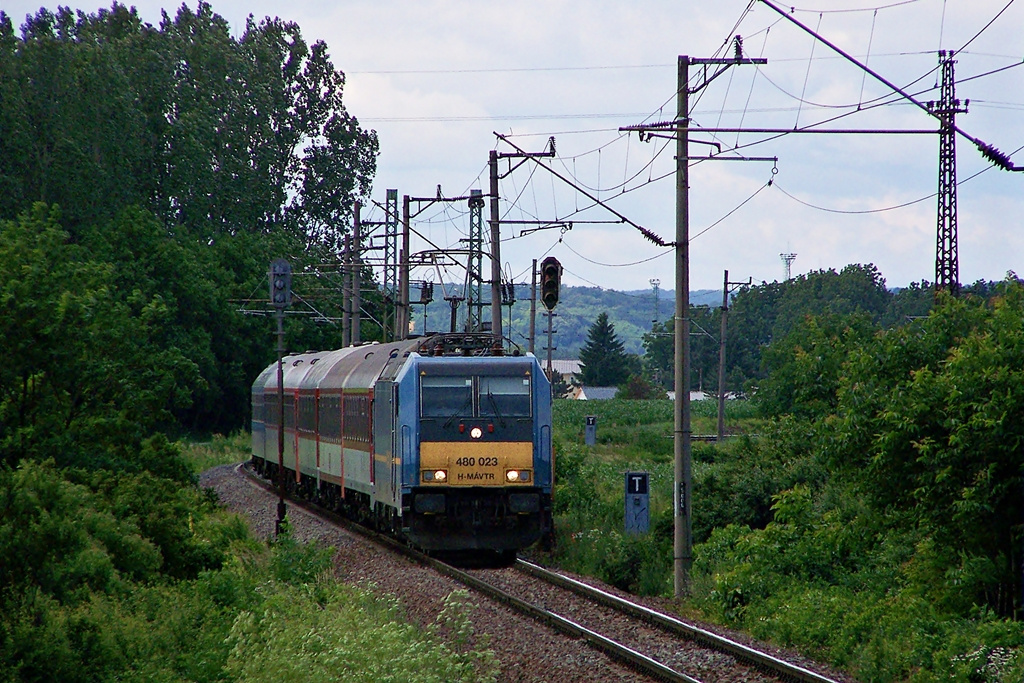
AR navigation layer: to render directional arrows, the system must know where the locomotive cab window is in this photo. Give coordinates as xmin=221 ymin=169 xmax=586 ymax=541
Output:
xmin=479 ymin=376 xmax=531 ymax=417
xmin=421 ymin=376 xmax=473 ymax=418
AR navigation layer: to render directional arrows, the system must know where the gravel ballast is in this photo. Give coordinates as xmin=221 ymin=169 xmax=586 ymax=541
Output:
xmin=201 ymin=463 xmax=856 ymax=682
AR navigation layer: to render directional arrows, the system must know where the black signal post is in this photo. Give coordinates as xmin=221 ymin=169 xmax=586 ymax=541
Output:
xmin=269 ymin=258 xmax=292 ymax=536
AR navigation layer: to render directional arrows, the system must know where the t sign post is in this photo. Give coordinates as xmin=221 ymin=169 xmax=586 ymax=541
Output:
xmin=625 ymin=471 xmax=650 ymax=535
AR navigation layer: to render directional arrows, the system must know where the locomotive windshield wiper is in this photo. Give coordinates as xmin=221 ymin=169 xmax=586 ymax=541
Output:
xmin=443 ymin=394 xmax=473 ymax=428
xmin=486 ymin=390 xmax=507 ymax=428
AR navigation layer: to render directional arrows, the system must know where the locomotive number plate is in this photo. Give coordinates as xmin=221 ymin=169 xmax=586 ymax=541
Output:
xmin=421 ymin=442 xmax=532 ymax=486
xmin=452 ymin=455 xmax=501 ymax=483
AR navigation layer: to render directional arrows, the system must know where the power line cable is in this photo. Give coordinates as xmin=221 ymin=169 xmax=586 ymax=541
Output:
xmin=785 ymin=0 xmax=920 ymax=13
xmin=349 ymin=64 xmax=675 ymax=75
xmin=795 ymin=12 xmax=824 ymax=128
xmin=957 ymin=0 xmax=1017 ymax=54
xmin=772 ymin=142 xmax=1024 ymax=214
xmin=937 ymin=0 xmax=948 ymax=52
xmin=692 ymin=176 xmax=775 ymax=242
xmin=708 ymin=56 xmax=1022 ymax=161
xmin=561 ymin=240 xmax=671 ymax=267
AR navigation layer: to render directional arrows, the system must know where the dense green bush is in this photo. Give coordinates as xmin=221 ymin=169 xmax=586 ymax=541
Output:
xmin=547 ymin=294 xmax=1024 ymax=680
xmin=687 ymin=282 xmax=1024 ymax=681
xmin=693 ymin=494 xmax=1024 ymax=682
xmin=0 ymin=459 xmax=497 ymax=681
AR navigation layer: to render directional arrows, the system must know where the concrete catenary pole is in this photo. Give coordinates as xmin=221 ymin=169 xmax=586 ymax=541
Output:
xmin=673 ymin=55 xmax=694 ymax=597
xmin=717 ymin=270 xmax=729 ymax=442
xmin=489 ymin=150 xmax=502 ymax=342
xmin=529 ymin=259 xmax=537 ymax=354
xmin=352 ymin=201 xmax=362 ymax=344
xmin=342 ymin=234 xmax=351 ymax=347
xmin=400 ymin=195 xmax=411 ymax=339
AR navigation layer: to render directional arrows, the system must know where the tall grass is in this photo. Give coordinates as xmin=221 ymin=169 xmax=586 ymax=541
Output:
xmin=179 ymin=432 xmax=250 ymax=475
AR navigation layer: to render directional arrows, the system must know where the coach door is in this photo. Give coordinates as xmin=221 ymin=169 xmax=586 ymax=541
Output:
xmin=372 ymin=380 xmax=398 ymax=507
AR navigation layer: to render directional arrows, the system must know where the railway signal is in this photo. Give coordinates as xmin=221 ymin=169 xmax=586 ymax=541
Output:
xmin=540 ymin=256 xmax=561 ymax=310
xmin=269 ymin=258 xmax=292 ymax=308
xmin=268 ymin=258 xmax=291 ymax=536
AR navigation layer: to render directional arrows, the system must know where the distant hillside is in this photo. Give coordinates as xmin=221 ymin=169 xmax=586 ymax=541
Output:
xmin=411 ymin=284 xmax=718 ymax=359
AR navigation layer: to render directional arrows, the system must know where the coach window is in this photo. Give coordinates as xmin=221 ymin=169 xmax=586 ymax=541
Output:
xmin=283 ymin=395 xmax=295 ymax=429
xmin=265 ymin=394 xmax=279 ymax=426
xmin=479 ymin=376 xmax=531 ymax=418
xmin=421 ymin=376 xmax=473 ymax=418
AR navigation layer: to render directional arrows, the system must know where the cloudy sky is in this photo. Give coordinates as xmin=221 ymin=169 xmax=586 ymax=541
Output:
xmin=6 ymin=0 xmax=1023 ymax=292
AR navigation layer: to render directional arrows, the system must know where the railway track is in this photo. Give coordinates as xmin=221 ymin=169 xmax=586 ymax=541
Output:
xmin=502 ymin=560 xmax=842 ymax=683
xmin=237 ymin=463 xmax=844 ymax=683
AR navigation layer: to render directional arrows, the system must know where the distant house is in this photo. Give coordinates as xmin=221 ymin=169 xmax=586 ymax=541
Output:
xmin=546 ymin=359 xmax=584 ymax=385
xmin=666 ymin=391 xmax=741 ymax=401
xmin=572 ymin=386 xmax=618 ymax=401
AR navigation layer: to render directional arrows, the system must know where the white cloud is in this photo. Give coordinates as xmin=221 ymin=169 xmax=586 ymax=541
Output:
xmin=4 ymin=0 xmax=1022 ymax=290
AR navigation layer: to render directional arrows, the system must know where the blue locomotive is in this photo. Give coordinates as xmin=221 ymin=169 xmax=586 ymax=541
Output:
xmin=251 ymin=333 xmax=554 ymax=555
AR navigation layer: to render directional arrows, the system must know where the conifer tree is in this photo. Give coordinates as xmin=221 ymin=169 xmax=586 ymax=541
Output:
xmin=579 ymin=312 xmax=630 ymax=386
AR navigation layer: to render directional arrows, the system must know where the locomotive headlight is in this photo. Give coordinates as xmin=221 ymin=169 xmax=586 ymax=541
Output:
xmin=423 ymin=469 xmax=448 ymax=482
xmin=470 ymin=426 xmax=483 ymax=439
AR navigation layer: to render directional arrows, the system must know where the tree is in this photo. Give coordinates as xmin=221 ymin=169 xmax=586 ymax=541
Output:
xmin=579 ymin=312 xmax=631 ymax=386
xmin=756 ymin=312 xmax=877 ymax=419
xmin=618 ymin=375 xmax=663 ymax=400
xmin=727 ymin=264 xmax=892 ymax=390
xmin=642 ymin=306 xmax=725 ymax=393
xmin=0 ymin=204 xmax=197 ymax=475
xmin=821 ymin=284 xmax=1024 ymax=615
xmin=0 ymin=3 xmax=377 ymax=245
xmin=549 ymin=370 xmax=571 ymax=399
xmin=0 ymin=4 xmax=381 ymax=435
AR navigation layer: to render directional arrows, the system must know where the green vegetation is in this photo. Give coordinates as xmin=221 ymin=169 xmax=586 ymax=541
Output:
xmin=0 ymin=6 xmax=494 ymax=681
xmin=0 ymin=457 xmax=496 ymax=681
xmin=543 ymin=280 xmax=1024 ymax=682
xmin=4 ymin=3 xmax=1022 ymax=681
xmin=547 ymin=398 xmax=767 ymax=596
xmin=180 ymin=432 xmax=252 ymax=475
xmin=578 ymin=312 xmax=635 ymax=386
xmin=0 ymin=4 xmax=382 ymax=439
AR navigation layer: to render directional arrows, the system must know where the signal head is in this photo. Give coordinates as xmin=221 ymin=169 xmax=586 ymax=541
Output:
xmin=540 ymin=256 xmax=561 ymax=310
xmin=269 ymin=258 xmax=292 ymax=309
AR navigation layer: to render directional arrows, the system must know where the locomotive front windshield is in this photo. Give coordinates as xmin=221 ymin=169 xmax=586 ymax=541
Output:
xmin=479 ymin=376 xmax=531 ymax=417
xmin=420 ymin=374 xmax=532 ymax=418
xmin=421 ymin=376 xmax=474 ymax=417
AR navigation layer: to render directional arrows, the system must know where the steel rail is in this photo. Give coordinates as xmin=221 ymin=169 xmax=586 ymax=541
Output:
xmin=240 ymin=463 xmax=839 ymax=682
xmin=237 ymin=463 xmax=703 ymax=682
xmin=516 ymin=559 xmax=841 ymax=683
xmin=432 ymin=563 xmax=702 ymax=683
